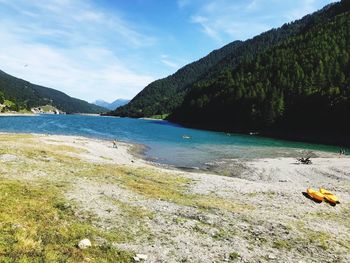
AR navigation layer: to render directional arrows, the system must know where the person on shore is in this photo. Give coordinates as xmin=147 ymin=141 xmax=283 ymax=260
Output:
xmin=112 ymin=139 xmax=118 ymax=149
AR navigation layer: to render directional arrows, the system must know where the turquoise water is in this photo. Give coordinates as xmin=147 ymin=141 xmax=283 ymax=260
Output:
xmin=0 ymin=115 xmax=341 ymax=168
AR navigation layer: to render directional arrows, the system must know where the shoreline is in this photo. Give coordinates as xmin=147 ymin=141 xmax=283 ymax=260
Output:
xmin=0 ymin=131 xmax=346 ymax=175
xmin=140 ymin=117 xmax=165 ymax=121
xmin=0 ymin=113 xmax=38 ymax=117
xmin=0 ymin=132 xmax=349 ymax=262
xmin=168 ymin=118 xmax=350 ymax=148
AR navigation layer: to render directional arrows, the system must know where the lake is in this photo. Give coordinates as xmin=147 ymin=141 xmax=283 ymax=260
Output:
xmin=0 ymin=114 xmax=341 ymax=168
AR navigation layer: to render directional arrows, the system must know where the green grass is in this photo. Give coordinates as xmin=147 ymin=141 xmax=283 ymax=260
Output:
xmin=148 ymin=114 xmax=169 ymax=120
xmin=41 ymin=105 xmax=57 ymax=112
xmin=17 ymin=109 xmax=33 ymax=114
xmin=0 ymin=179 xmax=132 ymax=262
xmin=3 ymin=99 xmax=16 ymax=108
xmin=76 ymin=165 xmax=253 ymax=213
xmin=229 ymin=251 xmax=240 ymax=260
xmin=272 ymin=239 xmax=292 ymax=250
xmin=287 ymin=221 xmax=332 ymax=251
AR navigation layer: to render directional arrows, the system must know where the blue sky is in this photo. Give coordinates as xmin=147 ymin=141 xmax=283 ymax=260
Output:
xmin=0 ymin=0 xmax=336 ymax=102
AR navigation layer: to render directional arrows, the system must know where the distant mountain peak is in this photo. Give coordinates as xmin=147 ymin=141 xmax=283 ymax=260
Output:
xmin=93 ymin=98 xmax=130 ymax=110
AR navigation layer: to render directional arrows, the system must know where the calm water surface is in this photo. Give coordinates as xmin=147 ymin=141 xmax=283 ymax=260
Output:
xmin=0 ymin=115 xmax=341 ymax=168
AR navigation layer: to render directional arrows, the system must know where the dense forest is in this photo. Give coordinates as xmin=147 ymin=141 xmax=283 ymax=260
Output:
xmin=112 ymin=1 xmax=348 ymax=119
xmin=170 ymin=1 xmax=350 ymax=144
xmin=112 ymin=0 xmax=350 ymax=145
xmin=0 ymin=70 xmax=106 ymax=113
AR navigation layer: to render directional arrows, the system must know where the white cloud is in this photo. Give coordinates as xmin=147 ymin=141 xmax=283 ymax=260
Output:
xmin=160 ymin=55 xmax=180 ymax=69
xmin=189 ymin=0 xmax=270 ymax=42
xmin=0 ymin=30 xmax=155 ymax=101
xmin=285 ymin=0 xmax=320 ymax=20
xmin=190 ymin=15 xmax=221 ymax=41
xmin=0 ymin=0 xmax=157 ymax=101
xmin=177 ymin=0 xmax=191 ymax=8
xmin=246 ymin=0 xmax=259 ymax=11
xmin=187 ymin=0 xmax=335 ymax=43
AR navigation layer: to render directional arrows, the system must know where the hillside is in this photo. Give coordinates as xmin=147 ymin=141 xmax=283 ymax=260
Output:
xmin=0 ymin=70 xmax=107 ymax=113
xmin=110 ymin=40 xmax=243 ymax=117
xmin=111 ymin=1 xmax=345 ymax=118
xmin=93 ymin=99 xmax=130 ymax=110
xmin=170 ymin=0 xmax=350 ymax=144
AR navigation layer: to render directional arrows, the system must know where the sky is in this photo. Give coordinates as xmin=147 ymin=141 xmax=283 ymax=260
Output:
xmin=0 ymin=0 xmax=336 ymax=103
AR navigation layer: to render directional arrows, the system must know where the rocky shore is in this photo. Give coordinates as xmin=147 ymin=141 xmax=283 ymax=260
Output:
xmin=0 ymin=133 xmax=349 ymax=262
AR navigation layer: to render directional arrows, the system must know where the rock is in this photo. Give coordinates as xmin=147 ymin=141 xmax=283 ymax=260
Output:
xmin=0 ymin=154 xmax=18 ymax=162
xmin=133 ymin=256 xmax=140 ymax=262
xmin=78 ymin=239 xmax=92 ymax=249
xmin=135 ymin=254 xmax=148 ymax=261
xmin=268 ymin=254 xmax=276 ymax=260
xmin=12 ymin=223 xmax=23 ymax=229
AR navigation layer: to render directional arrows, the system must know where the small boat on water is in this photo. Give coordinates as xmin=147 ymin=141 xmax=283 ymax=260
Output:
xmin=307 ymin=188 xmax=324 ymax=202
xmin=320 ymin=188 xmax=339 ymax=204
xmin=182 ymin=135 xmax=191 ymax=139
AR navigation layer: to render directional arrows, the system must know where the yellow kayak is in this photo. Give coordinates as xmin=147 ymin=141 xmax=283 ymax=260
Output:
xmin=307 ymin=188 xmax=324 ymax=202
xmin=320 ymin=188 xmax=339 ymax=204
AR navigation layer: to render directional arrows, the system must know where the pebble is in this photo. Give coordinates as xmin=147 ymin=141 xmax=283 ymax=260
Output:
xmin=12 ymin=223 xmax=23 ymax=229
xmin=78 ymin=239 xmax=92 ymax=249
xmin=136 ymin=254 xmax=148 ymax=260
xmin=133 ymin=254 xmax=148 ymax=262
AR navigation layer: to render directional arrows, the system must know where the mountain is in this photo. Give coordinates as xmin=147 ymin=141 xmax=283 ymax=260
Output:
xmin=169 ymin=0 xmax=350 ymax=145
xmin=111 ymin=1 xmax=343 ymax=118
xmin=0 ymin=70 xmax=107 ymax=113
xmin=112 ymin=0 xmax=350 ymax=145
xmin=93 ymin=99 xmax=130 ymax=110
xmin=110 ymin=40 xmax=243 ymax=117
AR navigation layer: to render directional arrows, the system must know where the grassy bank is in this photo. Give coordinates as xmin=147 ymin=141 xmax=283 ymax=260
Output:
xmin=0 ymin=179 xmax=131 ymax=262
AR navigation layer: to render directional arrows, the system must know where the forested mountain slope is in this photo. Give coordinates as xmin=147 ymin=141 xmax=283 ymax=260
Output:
xmin=112 ymin=1 xmax=346 ymax=119
xmin=0 ymin=70 xmax=106 ymax=113
xmin=111 ymin=41 xmax=243 ymax=117
xmin=170 ymin=0 xmax=350 ymax=144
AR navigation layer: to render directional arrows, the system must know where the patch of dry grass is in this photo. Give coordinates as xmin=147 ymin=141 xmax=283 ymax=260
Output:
xmin=76 ymin=165 xmax=253 ymax=213
xmin=0 ymin=179 xmax=132 ymax=262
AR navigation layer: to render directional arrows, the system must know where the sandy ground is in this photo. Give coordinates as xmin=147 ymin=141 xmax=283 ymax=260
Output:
xmin=2 ymin=133 xmax=350 ymax=262
xmin=0 ymin=113 xmax=38 ymax=116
